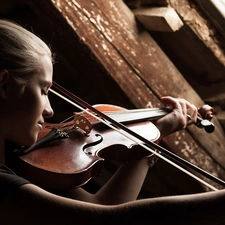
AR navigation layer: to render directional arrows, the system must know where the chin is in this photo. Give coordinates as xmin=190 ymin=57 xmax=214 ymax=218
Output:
xmin=21 ymin=134 xmax=38 ymax=147
xmin=6 ymin=132 xmax=37 ymax=148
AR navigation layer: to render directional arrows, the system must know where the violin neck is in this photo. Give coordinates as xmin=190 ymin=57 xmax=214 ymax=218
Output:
xmin=105 ymin=108 xmax=171 ymax=124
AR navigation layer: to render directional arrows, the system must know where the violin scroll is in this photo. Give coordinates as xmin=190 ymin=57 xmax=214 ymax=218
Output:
xmin=196 ymin=105 xmax=214 ymax=133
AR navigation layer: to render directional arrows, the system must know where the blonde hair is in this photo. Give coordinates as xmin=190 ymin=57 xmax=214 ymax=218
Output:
xmin=0 ymin=19 xmax=54 ymax=85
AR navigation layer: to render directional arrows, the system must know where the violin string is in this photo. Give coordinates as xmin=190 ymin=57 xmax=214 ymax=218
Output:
xmin=60 ymin=115 xmax=75 ymax=123
xmin=49 ymin=87 xmax=220 ymax=191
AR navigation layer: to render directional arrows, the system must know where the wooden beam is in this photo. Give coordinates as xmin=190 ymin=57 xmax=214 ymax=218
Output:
xmin=133 ymin=7 xmax=183 ymax=32
xmin=124 ymin=0 xmax=169 ymax=9
xmin=195 ymin=0 xmax=225 ymax=40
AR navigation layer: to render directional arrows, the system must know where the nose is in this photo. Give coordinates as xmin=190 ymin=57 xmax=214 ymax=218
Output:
xmin=43 ymin=98 xmax=54 ymax=118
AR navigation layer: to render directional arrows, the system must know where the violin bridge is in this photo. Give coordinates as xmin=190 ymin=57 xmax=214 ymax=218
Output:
xmin=73 ymin=115 xmax=92 ymax=136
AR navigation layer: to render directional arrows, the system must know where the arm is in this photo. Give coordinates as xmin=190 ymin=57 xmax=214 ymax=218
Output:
xmin=57 ymin=96 xmax=198 ymax=205
xmin=1 ymin=183 xmax=225 ymax=225
xmin=57 ymin=158 xmax=153 ymax=205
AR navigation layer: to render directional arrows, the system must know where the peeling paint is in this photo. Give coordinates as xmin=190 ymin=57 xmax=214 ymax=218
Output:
xmin=116 ymin=59 xmax=124 ymax=66
xmin=88 ymin=15 xmax=113 ymax=43
xmin=67 ymin=0 xmax=72 ymax=7
xmin=53 ymin=0 xmax=61 ymax=8
xmin=145 ymin=102 xmax=154 ymax=108
xmin=65 ymin=6 xmax=70 ymax=12
xmin=64 ymin=16 xmax=76 ymax=31
xmin=53 ymin=0 xmax=62 ymax=12
xmin=102 ymin=43 xmax=108 ymax=51
xmin=131 ymin=51 xmax=136 ymax=56
xmin=96 ymin=15 xmax=105 ymax=32
xmin=80 ymin=37 xmax=85 ymax=42
xmin=71 ymin=0 xmax=81 ymax=10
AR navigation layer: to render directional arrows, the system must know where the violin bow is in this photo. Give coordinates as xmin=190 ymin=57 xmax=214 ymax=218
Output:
xmin=50 ymin=81 xmax=225 ymax=191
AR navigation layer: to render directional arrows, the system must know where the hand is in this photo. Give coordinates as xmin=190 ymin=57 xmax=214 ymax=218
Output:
xmin=154 ymin=96 xmax=198 ymax=138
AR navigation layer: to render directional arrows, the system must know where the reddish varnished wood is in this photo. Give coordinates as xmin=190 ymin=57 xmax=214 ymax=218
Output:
xmin=9 ymin=105 xmax=160 ymax=190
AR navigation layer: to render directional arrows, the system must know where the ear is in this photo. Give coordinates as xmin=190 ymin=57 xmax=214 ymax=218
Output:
xmin=0 ymin=70 xmax=9 ymax=99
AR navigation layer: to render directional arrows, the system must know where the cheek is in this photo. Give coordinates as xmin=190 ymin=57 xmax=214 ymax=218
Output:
xmin=23 ymin=88 xmax=43 ymax=110
xmin=15 ymin=93 xmax=43 ymax=123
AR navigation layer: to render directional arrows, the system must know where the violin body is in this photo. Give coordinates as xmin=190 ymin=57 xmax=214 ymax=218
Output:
xmin=7 ymin=104 xmax=160 ymax=190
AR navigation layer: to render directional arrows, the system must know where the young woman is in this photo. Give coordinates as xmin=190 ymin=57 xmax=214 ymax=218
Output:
xmin=0 ymin=19 xmax=224 ymax=225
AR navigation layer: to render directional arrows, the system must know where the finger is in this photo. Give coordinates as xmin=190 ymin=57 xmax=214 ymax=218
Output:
xmin=177 ymin=98 xmax=187 ymax=117
xmin=187 ymin=104 xmax=198 ymax=125
xmin=161 ymin=97 xmax=197 ymax=126
xmin=160 ymin=96 xmax=183 ymax=112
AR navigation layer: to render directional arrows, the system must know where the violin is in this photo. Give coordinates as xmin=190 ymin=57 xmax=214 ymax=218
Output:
xmin=8 ymin=104 xmax=161 ymax=190
xmin=6 ymin=82 xmax=220 ymax=191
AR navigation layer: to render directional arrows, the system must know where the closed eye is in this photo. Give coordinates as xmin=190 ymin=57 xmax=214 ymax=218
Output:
xmin=42 ymin=89 xmax=48 ymax=95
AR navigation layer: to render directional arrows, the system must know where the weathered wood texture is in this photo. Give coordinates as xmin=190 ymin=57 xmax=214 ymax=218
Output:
xmin=168 ymin=0 xmax=225 ymax=87
xmin=21 ymin=0 xmax=225 ymax=192
xmin=148 ymin=1 xmax=225 ymax=120
xmin=133 ymin=7 xmax=183 ymax=32
xmin=195 ymin=0 xmax=225 ymax=40
xmin=128 ymin=1 xmax=225 ymax=131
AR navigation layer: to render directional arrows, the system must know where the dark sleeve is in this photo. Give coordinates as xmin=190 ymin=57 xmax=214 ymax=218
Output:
xmin=0 ymin=164 xmax=30 ymax=200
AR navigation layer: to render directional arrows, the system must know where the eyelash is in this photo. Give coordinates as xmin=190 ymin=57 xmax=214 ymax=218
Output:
xmin=42 ymin=89 xmax=48 ymax=95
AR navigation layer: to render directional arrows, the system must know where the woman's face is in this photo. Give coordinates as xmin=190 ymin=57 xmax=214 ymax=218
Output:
xmin=3 ymin=55 xmax=54 ymax=146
